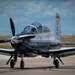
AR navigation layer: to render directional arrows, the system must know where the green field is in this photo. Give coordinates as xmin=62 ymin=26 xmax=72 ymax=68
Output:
xmin=0 ymin=35 xmax=75 ymax=49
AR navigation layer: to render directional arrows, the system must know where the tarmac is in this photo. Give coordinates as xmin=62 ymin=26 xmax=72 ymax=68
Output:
xmin=0 ymin=55 xmax=75 ymax=75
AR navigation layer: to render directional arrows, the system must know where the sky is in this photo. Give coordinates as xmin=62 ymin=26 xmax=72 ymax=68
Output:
xmin=0 ymin=0 xmax=75 ymax=35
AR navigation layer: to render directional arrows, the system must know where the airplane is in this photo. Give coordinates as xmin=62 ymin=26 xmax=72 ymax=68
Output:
xmin=0 ymin=13 xmax=75 ymax=69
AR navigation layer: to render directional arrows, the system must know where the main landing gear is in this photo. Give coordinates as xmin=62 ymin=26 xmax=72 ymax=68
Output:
xmin=53 ymin=56 xmax=64 ymax=68
xmin=6 ymin=54 xmax=25 ymax=69
xmin=53 ymin=59 xmax=59 ymax=68
xmin=6 ymin=55 xmax=15 ymax=68
xmin=10 ymin=59 xmax=15 ymax=68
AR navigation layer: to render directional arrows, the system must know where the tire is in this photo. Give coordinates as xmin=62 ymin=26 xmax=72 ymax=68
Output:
xmin=20 ymin=60 xmax=25 ymax=69
xmin=54 ymin=59 xmax=59 ymax=68
xmin=10 ymin=59 xmax=15 ymax=68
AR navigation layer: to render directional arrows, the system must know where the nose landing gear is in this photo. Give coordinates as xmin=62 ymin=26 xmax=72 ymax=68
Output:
xmin=20 ymin=54 xmax=25 ymax=69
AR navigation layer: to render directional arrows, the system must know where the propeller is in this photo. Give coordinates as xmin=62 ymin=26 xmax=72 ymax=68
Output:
xmin=0 ymin=18 xmax=36 ymax=64
xmin=0 ymin=18 xmax=17 ymax=63
xmin=0 ymin=39 xmax=10 ymax=43
xmin=10 ymin=18 xmax=15 ymax=36
xmin=10 ymin=18 xmax=17 ymax=62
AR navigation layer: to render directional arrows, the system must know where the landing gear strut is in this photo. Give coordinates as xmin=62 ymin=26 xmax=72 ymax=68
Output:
xmin=20 ymin=54 xmax=25 ymax=69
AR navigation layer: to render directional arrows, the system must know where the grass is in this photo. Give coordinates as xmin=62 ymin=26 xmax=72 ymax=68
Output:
xmin=0 ymin=35 xmax=75 ymax=49
xmin=0 ymin=45 xmax=13 ymax=49
xmin=0 ymin=36 xmax=13 ymax=49
xmin=0 ymin=36 xmax=11 ymax=40
xmin=61 ymin=35 xmax=75 ymax=42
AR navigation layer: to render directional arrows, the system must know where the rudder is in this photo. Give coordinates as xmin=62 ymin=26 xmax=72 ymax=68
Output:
xmin=55 ymin=13 xmax=61 ymax=41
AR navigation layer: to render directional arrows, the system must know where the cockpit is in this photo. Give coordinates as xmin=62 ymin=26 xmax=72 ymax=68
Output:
xmin=23 ymin=22 xmax=50 ymax=33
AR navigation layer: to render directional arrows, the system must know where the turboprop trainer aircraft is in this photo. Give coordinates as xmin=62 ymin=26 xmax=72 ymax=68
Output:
xmin=0 ymin=13 xmax=75 ymax=69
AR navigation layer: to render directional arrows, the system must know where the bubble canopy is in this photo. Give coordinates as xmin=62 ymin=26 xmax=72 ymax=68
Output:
xmin=23 ymin=22 xmax=50 ymax=33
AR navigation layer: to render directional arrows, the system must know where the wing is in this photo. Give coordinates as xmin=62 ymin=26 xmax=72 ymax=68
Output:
xmin=0 ymin=48 xmax=14 ymax=56
xmin=39 ymin=47 xmax=75 ymax=57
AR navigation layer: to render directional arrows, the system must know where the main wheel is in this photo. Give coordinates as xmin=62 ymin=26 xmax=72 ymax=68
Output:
xmin=54 ymin=59 xmax=59 ymax=68
xmin=20 ymin=60 xmax=25 ymax=69
xmin=10 ymin=59 xmax=15 ymax=68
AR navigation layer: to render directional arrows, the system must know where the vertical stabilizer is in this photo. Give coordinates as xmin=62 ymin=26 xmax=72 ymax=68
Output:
xmin=55 ymin=13 xmax=61 ymax=41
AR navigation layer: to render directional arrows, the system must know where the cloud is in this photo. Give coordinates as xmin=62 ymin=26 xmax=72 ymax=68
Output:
xmin=0 ymin=0 xmax=75 ymax=18
xmin=0 ymin=0 xmax=75 ymax=35
xmin=24 ymin=0 xmax=75 ymax=17
xmin=57 ymin=1 xmax=75 ymax=16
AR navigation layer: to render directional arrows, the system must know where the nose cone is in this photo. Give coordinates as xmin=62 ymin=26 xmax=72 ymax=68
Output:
xmin=11 ymin=36 xmax=19 ymax=40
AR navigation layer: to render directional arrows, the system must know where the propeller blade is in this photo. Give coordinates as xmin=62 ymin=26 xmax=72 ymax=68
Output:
xmin=0 ymin=39 xmax=10 ymax=43
xmin=10 ymin=18 xmax=15 ymax=36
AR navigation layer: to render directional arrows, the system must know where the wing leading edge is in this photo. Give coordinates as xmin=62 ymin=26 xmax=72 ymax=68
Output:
xmin=0 ymin=48 xmax=14 ymax=55
xmin=39 ymin=47 xmax=75 ymax=57
xmin=0 ymin=47 xmax=75 ymax=57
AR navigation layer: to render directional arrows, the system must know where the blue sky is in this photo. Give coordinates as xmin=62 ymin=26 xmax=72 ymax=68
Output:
xmin=0 ymin=0 xmax=75 ymax=35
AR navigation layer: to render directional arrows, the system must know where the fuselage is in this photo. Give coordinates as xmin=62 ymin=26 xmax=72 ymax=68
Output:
xmin=29 ymin=32 xmax=61 ymax=50
xmin=12 ymin=22 xmax=61 ymax=50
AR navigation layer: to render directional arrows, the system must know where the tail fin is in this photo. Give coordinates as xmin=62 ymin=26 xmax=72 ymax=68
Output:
xmin=55 ymin=13 xmax=61 ymax=41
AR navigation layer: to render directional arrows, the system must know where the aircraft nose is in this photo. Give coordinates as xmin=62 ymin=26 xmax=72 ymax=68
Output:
xmin=11 ymin=36 xmax=19 ymax=40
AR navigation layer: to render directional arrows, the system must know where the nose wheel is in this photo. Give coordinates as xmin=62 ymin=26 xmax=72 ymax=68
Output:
xmin=20 ymin=54 xmax=25 ymax=69
xmin=20 ymin=60 xmax=25 ymax=69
